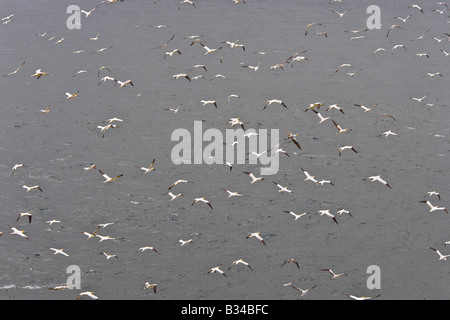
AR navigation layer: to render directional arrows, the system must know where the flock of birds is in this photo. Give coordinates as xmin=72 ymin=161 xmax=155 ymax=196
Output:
xmin=1 ymin=0 xmax=449 ymax=301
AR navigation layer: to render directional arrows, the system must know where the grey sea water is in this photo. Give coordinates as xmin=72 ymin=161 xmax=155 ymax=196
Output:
xmin=0 ymin=0 xmax=449 ymax=300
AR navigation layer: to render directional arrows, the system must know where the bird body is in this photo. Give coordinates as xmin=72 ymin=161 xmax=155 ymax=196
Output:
xmin=136 ymin=159 xmax=155 ymax=174
xmin=321 ymin=268 xmax=348 ymax=280
xmin=264 ymin=99 xmax=287 ymax=110
xmin=192 ymin=197 xmax=213 ymax=209
xmin=17 ymin=212 xmax=32 ymax=224
xmin=246 ymin=232 xmax=266 ymax=246
xmin=363 ymin=175 xmax=392 ymax=189
xmin=31 ymin=69 xmax=47 ymax=79
xmin=99 ymin=170 xmax=123 ymax=183
xmin=430 ymin=247 xmax=450 ymax=260
xmin=339 ymin=145 xmax=357 ymax=156
xmin=228 ymin=259 xmax=253 ymax=271
xmin=243 ymin=171 xmax=264 ymax=184
xmin=284 ymin=211 xmax=309 ymax=220
xmin=301 ymin=167 xmax=318 ymax=184
xmin=207 ymin=266 xmax=228 ymax=278
xmin=23 ymin=185 xmax=43 ymax=192
xmin=419 ymin=201 xmax=448 ymax=213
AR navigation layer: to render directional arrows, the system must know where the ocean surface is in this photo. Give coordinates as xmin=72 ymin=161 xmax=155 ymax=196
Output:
xmin=0 ymin=0 xmax=449 ymax=300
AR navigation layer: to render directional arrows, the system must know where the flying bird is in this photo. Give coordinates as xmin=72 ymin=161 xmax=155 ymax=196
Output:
xmin=207 ymin=266 xmax=228 ymax=278
xmin=285 ymin=283 xmax=317 ymax=297
xmin=347 ymin=294 xmax=380 ymax=300
xmin=115 ymin=79 xmax=134 ymax=88
xmin=330 ymin=10 xmax=350 ymax=18
xmin=395 ymin=15 xmax=411 ymax=22
xmin=164 ymin=104 xmax=183 ymax=114
xmin=103 ymin=118 xmax=123 ymax=124
xmin=273 ymin=182 xmax=294 ymax=194
xmin=228 ymin=259 xmax=253 ymax=271
xmin=346 ymin=69 xmax=363 ymax=77
xmin=3 ymin=61 xmax=25 ymax=77
xmin=339 ymin=145 xmax=357 ymax=156
xmin=387 ymin=25 xmax=403 ymax=37
xmin=243 ymin=171 xmax=264 ymax=184
xmin=166 ymin=192 xmax=183 ymax=201
xmin=363 ymin=175 xmax=392 ymax=189
xmin=305 ymin=102 xmax=322 ymax=112
xmin=305 ymin=23 xmax=322 ymax=36
xmin=136 ymin=159 xmax=156 ymax=174
xmin=430 ymin=247 xmax=450 ymax=260
xmin=281 ymin=258 xmax=300 ymax=269
xmin=76 ymin=292 xmax=99 ymax=300
xmin=8 ymin=226 xmax=30 ymax=240
xmin=93 ymin=45 xmax=113 ymax=53
xmin=391 ymin=44 xmax=407 ymax=54
xmin=142 ymin=282 xmax=158 ymax=293
xmin=227 ymin=118 xmax=245 ymax=130
xmin=97 ymin=66 xmax=112 ymax=78
xmin=380 ymin=114 xmax=396 ymax=121
xmin=419 ymin=201 xmax=448 ymax=213
xmin=164 ymin=49 xmax=181 ymax=59
xmin=173 ymin=73 xmax=191 ymax=81
xmin=22 ymin=185 xmax=43 ymax=192
xmin=31 ymin=69 xmax=47 ymax=79
xmin=192 ymin=197 xmax=213 ymax=209
xmin=336 ymin=209 xmax=353 ymax=218
xmin=408 ymin=4 xmax=424 ymax=14
xmin=178 ymin=0 xmax=196 ymax=9
xmin=12 ymin=164 xmax=26 ymax=172
xmin=335 ymin=64 xmax=352 ymax=73
xmin=316 ymin=210 xmax=339 ymax=224
xmin=246 ymin=232 xmax=266 ymax=246
xmin=201 ymin=100 xmax=218 ymax=108
xmin=179 ymin=239 xmax=193 ymax=246
xmin=192 ymin=64 xmax=207 ymax=72
xmin=88 ymin=32 xmax=100 ymax=40
xmin=301 ymin=167 xmax=318 ymax=184
xmin=199 ymin=42 xmax=222 ymax=55
xmin=321 ymin=269 xmax=348 ymax=280
xmin=379 ymin=130 xmax=397 ymax=137
xmin=50 ymin=248 xmax=70 ymax=257
xmin=426 ymin=72 xmax=444 ymax=78
xmin=17 ymin=212 xmax=32 ymax=224
xmin=241 ymin=61 xmax=261 ymax=72
xmin=98 ymin=76 xmax=116 ymax=86
xmin=98 ymin=169 xmax=123 ymax=183
xmin=222 ymin=40 xmax=245 ymax=50
xmin=284 ymin=211 xmax=309 ymax=220
xmin=168 ymin=179 xmax=191 ymax=190
xmin=99 ymin=252 xmax=118 ymax=260
xmin=65 ymin=91 xmax=79 ymax=99
xmin=221 ymin=188 xmax=244 ymax=198
xmin=80 ymin=8 xmax=96 ymax=18
xmin=426 ymin=191 xmax=441 ymax=201
xmin=138 ymin=246 xmax=159 ymax=254
xmin=264 ymin=99 xmax=287 ymax=110
xmin=311 ymin=109 xmax=331 ymax=124
xmin=354 ymin=103 xmax=375 ymax=112
xmin=285 ymin=132 xmax=301 ymax=150
xmin=46 ymin=219 xmax=61 ymax=225
xmin=317 ymin=180 xmax=334 ymax=186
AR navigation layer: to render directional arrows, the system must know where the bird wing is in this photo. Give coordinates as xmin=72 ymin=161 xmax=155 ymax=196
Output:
xmin=99 ymin=170 xmax=111 ymax=180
